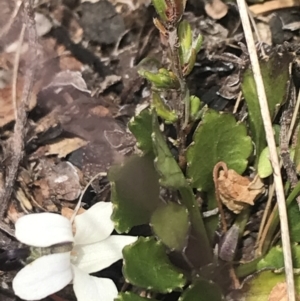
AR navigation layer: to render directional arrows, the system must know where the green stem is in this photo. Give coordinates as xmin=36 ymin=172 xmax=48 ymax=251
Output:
xmin=235 ymin=257 xmax=263 ymax=278
xmin=235 ymin=206 xmax=251 ymax=238
xmin=167 ymin=26 xmax=189 ymax=128
xmin=179 ymin=186 xmax=213 ymax=265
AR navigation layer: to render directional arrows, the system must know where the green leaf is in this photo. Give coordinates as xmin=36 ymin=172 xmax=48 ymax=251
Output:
xmin=109 ymin=155 xmax=161 ymax=233
xmin=129 ymin=109 xmax=153 ymax=153
xmin=273 ymin=124 xmax=281 ymax=146
xmin=152 ymin=113 xmax=187 ymax=188
xmin=151 ymin=112 xmax=212 ymax=264
xmin=190 ymin=95 xmax=201 ymax=121
xmin=123 ymin=237 xmax=186 ymax=292
xmin=258 ymin=245 xmax=300 ymax=270
xmin=288 ymin=201 xmax=300 ymax=243
xmin=178 ymin=20 xmax=192 ymax=65
xmin=192 ymin=34 xmax=203 ymax=54
xmin=138 ymin=57 xmax=161 ymax=74
xmin=184 ymin=48 xmax=197 ymax=76
xmin=151 ymin=202 xmax=190 ymax=251
xmin=186 ymin=109 xmax=252 ymax=191
xmin=115 ymin=292 xmax=158 ymax=301
xmin=257 ymin=147 xmax=273 ymax=178
xmin=152 ymin=92 xmax=178 ymax=123
xmin=241 ymin=51 xmax=292 ymax=165
xmin=179 ymin=279 xmax=223 ymax=301
xmin=242 ymin=270 xmax=300 ymax=301
xmin=178 ymin=20 xmax=202 ymax=75
xmin=178 ymin=185 xmax=212 ymax=265
xmin=151 ymin=0 xmax=168 ymax=21
xmin=142 ymin=69 xmax=179 ymax=89
xmin=257 ymin=245 xmax=286 ymax=270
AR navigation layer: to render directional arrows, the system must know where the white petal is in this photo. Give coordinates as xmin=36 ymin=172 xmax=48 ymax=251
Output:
xmin=13 ymin=253 xmax=72 ymax=300
xmin=72 ymin=235 xmax=137 ymax=273
xmin=74 ymin=202 xmax=114 ymax=245
xmin=72 ymin=266 xmax=118 ymax=301
xmin=15 ymin=213 xmax=74 ymax=247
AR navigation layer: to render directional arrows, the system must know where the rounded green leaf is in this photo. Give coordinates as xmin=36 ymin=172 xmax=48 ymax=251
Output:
xmin=241 ymin=270 xmax=300 ymax=301
xmin=257 ymin=147 xmax=273 ymax=178
xmin=186 ymin=109 xmax=252 ymax=191
xmin=257 ymin=245 xmax=286 ymax=270
xmin=258 ymin=245 xmax=300 ymax=270
xmin=179 ymin=279 xmax=223 ymax=301
xmin=151 ymin=203 xmax=190 ymax=251
xmin=123 ymin=237 xmax=186 ymax=292
xmin=129 ymin=110 xmax=153 ymax=153
xmin=109 ymin=155 xmax=161 ymax=233
xmin=115 ymin=292 xmax=158 ymax=301
xmin=258 ymin=147 xmax=283 ymax=178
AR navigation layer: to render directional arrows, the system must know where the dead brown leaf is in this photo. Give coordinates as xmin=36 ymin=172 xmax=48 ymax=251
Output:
xmin=214 ymin=162 xmax=265 ymax=214
xmin=89 ymin=105 xmax=112 ymax=117
xmin=0 ymin=77 xmax=39 ymax=127
xmin=59 ymin=54 xmax=83 ymax=72
xmin=7 ymin=203 xmax=24 ymax=224
xmin=32 ymin=137 xmax=88 ymax=159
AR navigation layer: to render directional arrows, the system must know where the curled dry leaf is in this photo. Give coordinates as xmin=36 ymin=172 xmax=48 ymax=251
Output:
xmin=214 ymin=162 xmax=265 ymax=214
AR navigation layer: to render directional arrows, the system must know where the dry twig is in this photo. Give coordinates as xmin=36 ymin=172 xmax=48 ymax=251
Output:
xmin=0 ymin=0 xmax=37 ymax=236
xmin=280 ymin=84 xmax=300 ymax=203
xmin=236 ymin=0 xmax=296 ymax=299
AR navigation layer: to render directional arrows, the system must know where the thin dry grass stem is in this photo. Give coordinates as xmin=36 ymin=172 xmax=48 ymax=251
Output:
xmin=70 ymin=172 xmax=107 ymax=224
xmin=236 ymin=0 xmax=296 ymax=299
xmin=0 ymin=0 xmax=22 ymax=40
xmin=12 ymin=24 xmax=26 ymax=121
xmin=246 ymin=5 xmax=266 ymax=58
xmin=233 ymin=91 xmax=242 ymax=114
xmin=259 ymin=90 xmax=300 ymax=254
xmin=0 ymin=0 xmax=37 ymax=237
xmin=256 ymin=181 xmax=275 ymax=255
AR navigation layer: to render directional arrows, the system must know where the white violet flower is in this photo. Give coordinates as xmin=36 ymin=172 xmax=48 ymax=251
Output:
xmin=13 ymin=202 xmax=137 ymax=301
